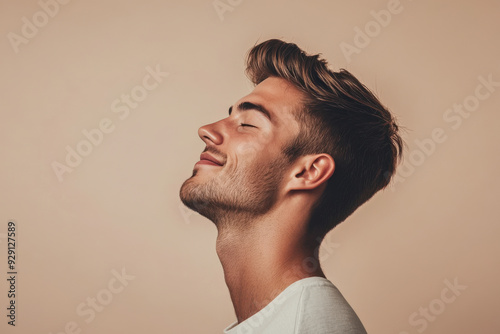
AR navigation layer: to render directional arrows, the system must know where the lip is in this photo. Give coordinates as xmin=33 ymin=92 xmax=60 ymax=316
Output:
xmin=197 ymin=152 xmax=223 ymax=166
xmin=195 ymin=160 xmax=222 ymax=166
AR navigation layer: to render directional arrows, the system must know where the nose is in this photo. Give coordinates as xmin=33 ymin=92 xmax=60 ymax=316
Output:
xmin=198 ymin=121 xmax=223 ymax=146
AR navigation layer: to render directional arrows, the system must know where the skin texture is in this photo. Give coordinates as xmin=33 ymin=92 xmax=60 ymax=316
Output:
xmin=179 ymin=77 xmax=335 ymax=323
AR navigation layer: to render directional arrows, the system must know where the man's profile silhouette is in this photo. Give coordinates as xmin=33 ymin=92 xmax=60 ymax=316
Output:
xmin=180 ymin=39 xmax=404 ymax=334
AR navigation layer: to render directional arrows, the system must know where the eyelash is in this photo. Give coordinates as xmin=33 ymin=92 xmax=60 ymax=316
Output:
xmin=240 ymin=123 xmax=256 ymax=128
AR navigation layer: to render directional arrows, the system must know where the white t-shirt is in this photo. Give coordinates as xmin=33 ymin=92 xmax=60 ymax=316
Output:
xmin=223 ymin=276 xmax=367 ymax=334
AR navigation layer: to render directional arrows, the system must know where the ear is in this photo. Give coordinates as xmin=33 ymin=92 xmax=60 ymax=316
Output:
xmin=285 ymin=154 xmax=335 ymax=192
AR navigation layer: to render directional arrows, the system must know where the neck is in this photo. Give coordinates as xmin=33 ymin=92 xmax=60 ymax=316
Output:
xmin=214 ymin=205 xmax=325 ymax=324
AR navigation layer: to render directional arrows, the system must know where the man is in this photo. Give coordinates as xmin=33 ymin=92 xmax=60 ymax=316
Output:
xmin=179 ymin=39 xmax=404 ymax=333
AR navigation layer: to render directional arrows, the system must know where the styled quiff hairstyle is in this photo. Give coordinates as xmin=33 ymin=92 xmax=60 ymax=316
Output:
xmin=245 ymin=39 xmax=404 ymax=239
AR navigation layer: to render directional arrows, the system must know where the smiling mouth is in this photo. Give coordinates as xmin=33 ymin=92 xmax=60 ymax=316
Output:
xmin=198 ymin=152 xmax=224 ymax=166
xmin=195 ymin=159 xmax=223 ymax=167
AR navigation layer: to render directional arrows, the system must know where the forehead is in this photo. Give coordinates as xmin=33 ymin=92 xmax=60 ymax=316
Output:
xmin=241 ymin=77 xmax=304 ymax=129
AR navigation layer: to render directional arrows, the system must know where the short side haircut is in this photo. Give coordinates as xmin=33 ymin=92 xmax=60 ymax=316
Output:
xmin=245 ymin=39 xmax=405 ymax=239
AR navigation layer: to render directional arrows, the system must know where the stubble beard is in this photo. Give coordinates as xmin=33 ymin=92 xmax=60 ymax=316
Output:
xmin=179 ymin=154 xmax=290 ymax=228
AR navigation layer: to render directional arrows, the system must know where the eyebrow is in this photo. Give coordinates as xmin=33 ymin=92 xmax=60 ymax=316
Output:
xmin=228 ymin=102 xmax=272 ymax=122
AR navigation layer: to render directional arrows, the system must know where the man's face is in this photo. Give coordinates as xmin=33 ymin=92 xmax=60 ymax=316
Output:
xmin=179 ymin=77 xmax=304 ymax=224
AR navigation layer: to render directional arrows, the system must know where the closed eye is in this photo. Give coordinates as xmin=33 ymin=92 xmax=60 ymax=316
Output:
xmin=240 ymin=123 xmax=257 ymax=128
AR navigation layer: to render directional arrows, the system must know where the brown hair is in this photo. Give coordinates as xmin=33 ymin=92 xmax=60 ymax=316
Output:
xmin=245 ymin=39 xmax=405 ymax=239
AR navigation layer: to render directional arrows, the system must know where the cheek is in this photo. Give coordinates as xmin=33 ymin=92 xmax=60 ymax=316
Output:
xmin=234 ymin=131 xmax=275 ymax=161
xmin=234 ymin=142 xmax=263 ymax=162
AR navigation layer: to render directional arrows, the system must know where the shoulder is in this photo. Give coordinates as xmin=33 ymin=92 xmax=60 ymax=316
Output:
xmin=293 ymin=277 xmax=367 ymax=334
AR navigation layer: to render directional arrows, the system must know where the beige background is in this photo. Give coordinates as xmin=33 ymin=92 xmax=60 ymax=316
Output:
xmin=1 ymin=0 xmax=499 ymax=333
